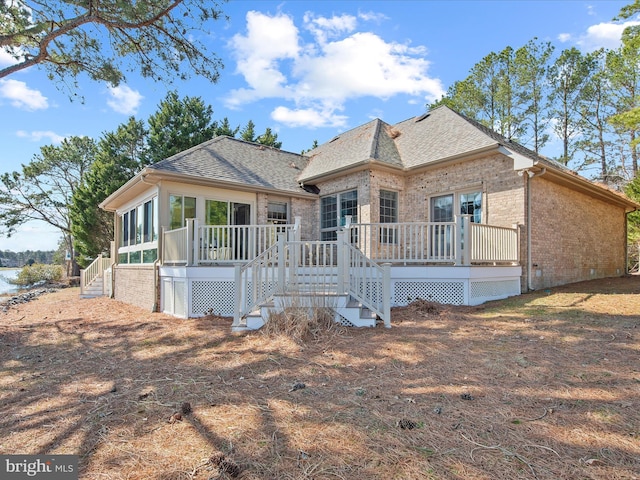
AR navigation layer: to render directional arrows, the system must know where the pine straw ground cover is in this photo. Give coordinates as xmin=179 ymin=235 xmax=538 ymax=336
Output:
xmin=0 ymin=276 xmax=639 ymax=480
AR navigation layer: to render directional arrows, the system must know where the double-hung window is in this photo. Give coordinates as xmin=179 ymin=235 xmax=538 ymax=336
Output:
xmin=267 ymin=202 xmax=288 ymax=225
xmin=380 ymin=190 xmax=398 ymax=244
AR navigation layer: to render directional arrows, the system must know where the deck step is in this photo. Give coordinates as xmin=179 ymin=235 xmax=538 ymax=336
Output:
xmin=80 ymin=279 xmax=106 ymax=299
xmin=236 ymin=294 xmax=377 ymax=331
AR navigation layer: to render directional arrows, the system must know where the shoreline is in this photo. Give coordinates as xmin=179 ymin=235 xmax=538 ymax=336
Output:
xmin=0 ymin=283 xmax=70 ymax=312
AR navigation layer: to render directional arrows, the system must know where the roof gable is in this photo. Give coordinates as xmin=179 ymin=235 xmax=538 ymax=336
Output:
xmin=298 ymin=119 xmax=402 ymax=182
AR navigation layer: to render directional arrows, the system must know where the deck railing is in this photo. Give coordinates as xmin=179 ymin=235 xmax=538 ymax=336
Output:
xmin=162 ymin=217 xmax=518 ymax=267
xmin=469 ymin=223 xmax=519 ymax=263
xmin=161 ymin=218 xmax=300 ymax=266
xmin=343 ymin=236 xmax=391 ymax=328
xmin=349 ymin=216 xmax=518 ymax=265
xmin=80 ymin=254 xmax=112 ymax=295
xmin=162 ymin=225 xmax=189 ymax=264
xmin=197 ymin=221 xmax=299 ymax=264
xmin=234 ymin=242 xmax=281 ymax=328
xmin=347 ymin=221 xmax=457 ymax=264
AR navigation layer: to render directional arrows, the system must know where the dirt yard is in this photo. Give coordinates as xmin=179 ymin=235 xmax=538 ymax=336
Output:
xmin=1 ymin=276 xmax=639 ymax=479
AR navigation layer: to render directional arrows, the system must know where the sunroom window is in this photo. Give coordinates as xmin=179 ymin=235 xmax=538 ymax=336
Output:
xmin=169 ymin=195 xmax=196 ymax=230
xmin=118 ymin=196 xmax=158 ymax=264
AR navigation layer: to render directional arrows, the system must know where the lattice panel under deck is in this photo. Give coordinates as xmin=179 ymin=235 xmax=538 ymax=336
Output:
xmin=191 ymin=280 xmax=235 ymax=316
xmin=334 ymin=313 xmax=356 ymax=327
xmin=394 ymin=281 xmax=465 ymax=306
xmin=470 ymin=280 xmax=520 ymax=299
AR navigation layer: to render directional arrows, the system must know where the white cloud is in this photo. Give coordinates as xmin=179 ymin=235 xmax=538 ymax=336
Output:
xmin=0 ymin=48 xmax=20 ymax=67
xmin=0 ymin=79 xmax=48 ymax=110
xmin=357 ymin=11 xmax=388 ymax=23
xmin=226 ymin=10 xmax=444 ymax=129
xmin=303 ymin=12 xmax=357 ymax=44
xmin=272 ymin=105 xmax=348 ymax=128
xmin=576 ymin=20 xmax=640 ymax=51
xmin=227 ymin=10 xmax=300 ymax=107
xmin=106 ymin=84 xmax=143 ymax=115
xmin=16 ymin=130 xmax=65 ymax=144
xmin=0 ymin=220 xmax=60 ymax=252
xmin=557 ymin=33 xmax=572 ymax=43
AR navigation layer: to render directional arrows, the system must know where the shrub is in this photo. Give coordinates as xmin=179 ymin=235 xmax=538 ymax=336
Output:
xmin=11 ymin=264 xmax=64 ymax=287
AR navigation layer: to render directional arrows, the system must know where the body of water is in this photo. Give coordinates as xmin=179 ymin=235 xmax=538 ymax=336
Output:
xmin=0 ymin=268 xmax=21 ymax=296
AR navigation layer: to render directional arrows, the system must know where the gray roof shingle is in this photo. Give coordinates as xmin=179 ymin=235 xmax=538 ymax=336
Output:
xmin=149 ymin=136 xmax=308 ymax=193
xmin=298 ymin=105 xmax=569 ymax=180
xmin=298 ymin=119 xmax=402 ymax=182
xmin=393 ymin=106 xmax=499 ymax=168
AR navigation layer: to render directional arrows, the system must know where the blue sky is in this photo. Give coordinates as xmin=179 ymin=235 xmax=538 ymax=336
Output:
xmin=0 ymin=0 xmax=635 ymax=252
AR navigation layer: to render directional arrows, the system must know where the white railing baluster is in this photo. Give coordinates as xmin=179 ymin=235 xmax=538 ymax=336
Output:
xmin=350 ymin=221 xmax=518 ymax=265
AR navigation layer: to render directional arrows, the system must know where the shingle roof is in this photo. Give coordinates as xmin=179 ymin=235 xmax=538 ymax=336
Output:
xmin=298 ymin=105 xmax=572 ymax=181
xmin=298 ymin=119 xmax=402 ymax=182
xmin=148 ymin=136 xmax=308 ymax=193
xmin=392 ymin=106 xmax=500 ymax=168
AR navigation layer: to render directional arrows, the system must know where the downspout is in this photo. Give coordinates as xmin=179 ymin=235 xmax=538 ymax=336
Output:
xmin=521 ymin=167 xmax=546 ymax=291
xmin=152 ymin=259 xmax=159 ymax=312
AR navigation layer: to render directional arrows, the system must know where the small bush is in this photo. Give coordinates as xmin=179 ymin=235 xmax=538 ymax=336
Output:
xmin=11 ymin=264 xmax=64 ymax=287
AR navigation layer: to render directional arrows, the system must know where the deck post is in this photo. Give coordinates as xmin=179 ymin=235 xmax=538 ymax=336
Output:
xmin=233 ymin=263 xmax=242 ymax=326
xmin=462 ymin=215 xmax=471 ymax=265
xmin=456 ymin=215 xmax=471 ymax=266
xmin=455 ymin=216 xmax=462 ymax=265
xmin=382 ymin=263 xmax=391 ymax=328
xmin=277 ymin=233 xmax=286 ymax=294
xmin=160 ymin=226 xmax=166 ymax=264
xmin=191 ymin=218 xmax=199 ymax=265
xmin=337 ymin=230 xmax=346 ymax=294
xmin=293 ymin=216 xmax=301 ymax=241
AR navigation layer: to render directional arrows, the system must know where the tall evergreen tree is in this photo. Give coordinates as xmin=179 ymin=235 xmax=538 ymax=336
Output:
xmin=574 ymin=49 xmax=616 ymax=182
xmin=0 ymin=1 xmax=226 ymax=92
xmin=214 ymin=117 xmax=240 ymax=138
xmin=256 ymin=127 xmax=282 ymax=149
xmin=240 ymin=120 xmax=257 ymax=143
xmin=607 ymin=36 xmax=640 ymax=177
xmin=515 ymin=38 xmax=554 ymax=153
xmin=70 ymin=118 xmax=148 ymax=266
xmin=547 ymin=47 xmax=590 ymax=166
xmin=148 ymin=91 xmax=216 ymax=162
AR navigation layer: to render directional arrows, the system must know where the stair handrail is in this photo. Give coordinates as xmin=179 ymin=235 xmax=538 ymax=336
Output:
xmin=80 ymin=254 xmax=107 ymax=295
xmin=233 ymin=240 xmax=281 ymax=327
xmin=343 ymin=242 xmax=391 ymax=328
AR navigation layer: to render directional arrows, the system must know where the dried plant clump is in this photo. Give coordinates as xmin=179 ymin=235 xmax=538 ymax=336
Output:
xmin=261 ymin=304 xmax=344 ymax=342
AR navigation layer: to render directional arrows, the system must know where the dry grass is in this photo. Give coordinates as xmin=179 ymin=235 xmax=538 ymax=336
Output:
xmin=1 ymin=276 xmax=639 ymax=479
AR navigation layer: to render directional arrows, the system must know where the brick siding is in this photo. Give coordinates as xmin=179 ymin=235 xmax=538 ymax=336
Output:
xmin=530 ymin=177 xmax=627 ymax=289
xmin=113 ymin=265 xmax=157 ymax=311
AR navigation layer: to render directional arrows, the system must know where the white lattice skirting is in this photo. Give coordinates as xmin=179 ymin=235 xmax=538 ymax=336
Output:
xmin=159 ymin=265 xmax=522 ymax=317
xmin=394 ymin=280 xmax=466 ymax=305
